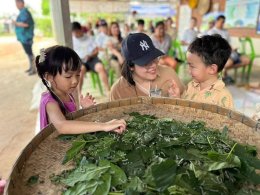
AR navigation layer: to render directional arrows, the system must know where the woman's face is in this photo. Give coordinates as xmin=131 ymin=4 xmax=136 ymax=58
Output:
xmin=133 ymin=58 xmax=159 ymax=81
xmin=155 ymin=24 xmax=165 ymax=37
xmin=111 ymin=23 xmax=120 ymax=36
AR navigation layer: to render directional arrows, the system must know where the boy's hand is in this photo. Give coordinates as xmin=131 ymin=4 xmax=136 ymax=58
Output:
xmin=103 ymin=119 xmax=126 ymax=134
xmin=80 ymin=92 xmax=96 ymax=108
xmin=168 ymin=79 xmax=181 ymax=98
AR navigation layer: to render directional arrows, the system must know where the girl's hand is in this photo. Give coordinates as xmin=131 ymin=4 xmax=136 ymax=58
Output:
xmin=80 ymin=93 xmax=96 ymax=108
xmin=168 ymin=79 xmax=181 ymax=98
xmin=103 ymin=119 xmax=126 ymax=134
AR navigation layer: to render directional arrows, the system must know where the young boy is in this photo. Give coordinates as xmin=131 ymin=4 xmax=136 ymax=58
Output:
xmin=169 ymin=34 xmax=233 ymax=108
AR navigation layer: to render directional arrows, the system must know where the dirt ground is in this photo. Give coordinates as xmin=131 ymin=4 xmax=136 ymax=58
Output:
xmin=0 ymin=36 xmax=56 ymax=180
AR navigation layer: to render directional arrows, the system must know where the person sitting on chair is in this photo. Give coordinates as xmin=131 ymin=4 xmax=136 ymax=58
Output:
xmin=151 ymin=21 xmax=178 ymax=70
xmin=71 ymin=21 xmax=109 ymax=94
xmin=207 ymin=15 xmax=250 ymax=84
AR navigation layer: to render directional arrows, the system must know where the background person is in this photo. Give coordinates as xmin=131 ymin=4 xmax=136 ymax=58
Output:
xmin=151 ymin=21 xmax=178 ymax=70
xmin=207 ymin=15 xmax=250 ymax=83
xmin=181 ymin=17 xmax=199 ymax=51
xmin=72 ymin=22 xmax=110 ymax=94
xmin=13 ymin=0 xmax=35 ymax=75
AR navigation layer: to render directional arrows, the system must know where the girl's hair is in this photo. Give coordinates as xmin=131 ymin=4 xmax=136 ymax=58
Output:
xmin=110 ymin=22 xmax=123 ymax=43
xmin=121 ymin=60 xmax=135 ymax=86
xmin=35 ymin=45 xmax=81 ymax=114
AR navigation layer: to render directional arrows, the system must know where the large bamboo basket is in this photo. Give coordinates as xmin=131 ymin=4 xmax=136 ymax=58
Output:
xmin=5 ymin=97 xmax=260 ymax=195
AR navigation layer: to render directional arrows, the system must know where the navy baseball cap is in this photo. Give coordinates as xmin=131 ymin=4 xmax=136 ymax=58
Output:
xmin=121 ymin=33 xmax=164 ymax=66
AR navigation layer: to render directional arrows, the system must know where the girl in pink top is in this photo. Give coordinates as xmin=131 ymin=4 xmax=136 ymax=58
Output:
xmin=36 ymin=45 xmax=126 ymax=134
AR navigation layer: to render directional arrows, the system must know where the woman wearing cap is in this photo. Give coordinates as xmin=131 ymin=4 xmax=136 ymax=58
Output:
xmin=110 ymin=33 xmax=184 ymax=101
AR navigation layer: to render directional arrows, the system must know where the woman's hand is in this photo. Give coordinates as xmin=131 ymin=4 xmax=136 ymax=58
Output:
xmin=168 ymin=79 xmax=181 ymax=98
xmin=80 ymin=92 xmax=96 ymax=108
xmin=103 ymin=119 xmax=126 ymax=134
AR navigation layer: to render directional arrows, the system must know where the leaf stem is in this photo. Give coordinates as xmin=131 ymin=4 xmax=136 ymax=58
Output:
xmin=207 ymin=136 xmax=214 ymax=151
xmin=226 ymin=143 xmax=237 ymax=161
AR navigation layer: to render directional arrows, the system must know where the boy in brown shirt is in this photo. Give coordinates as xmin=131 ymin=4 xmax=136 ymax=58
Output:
xmin=169 ymin=34 xmax=234 ymax=108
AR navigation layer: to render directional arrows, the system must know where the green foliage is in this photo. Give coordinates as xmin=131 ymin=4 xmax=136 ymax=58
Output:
xmin=41 ymin=0 xmax=50 ymax=16
xmin=52 ymin=113 xmax=260 ymax=194
xmin=35 ymin=17 xmax=53 ymax=37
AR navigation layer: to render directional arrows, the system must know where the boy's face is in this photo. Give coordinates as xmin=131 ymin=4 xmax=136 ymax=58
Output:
xmin=186 ymin=52 xmax=213 ymax=83
xmin=72 ymin=29 xmax=83 ymax=38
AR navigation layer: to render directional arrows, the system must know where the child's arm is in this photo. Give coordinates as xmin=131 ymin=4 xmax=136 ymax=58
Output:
xmin=46 ymin=102 xmax=126 ymax=134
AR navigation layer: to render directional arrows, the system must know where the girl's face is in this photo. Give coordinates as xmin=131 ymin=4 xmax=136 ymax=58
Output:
xmin=133 ymin=58 xmax=159 ymax=81
xmin=51 ymin=65 xmax=81 ymax=96
xmin=186 ymin=52 xmax=211 ymax=83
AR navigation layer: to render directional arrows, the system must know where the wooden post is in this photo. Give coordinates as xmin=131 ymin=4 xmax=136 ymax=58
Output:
xmin=49 ymin=0 xmax=72 ymax=48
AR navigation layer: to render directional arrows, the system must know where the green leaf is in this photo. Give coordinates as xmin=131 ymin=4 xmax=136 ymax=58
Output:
xmin=221 ymin=126 xmax=229 ymax=139
xmin=151 ymin=159 xmax=177 ymax=192
xmin=125 ymin=176 xmax=145 ymax=192
xmin=63 ymin=180 xmax=98 ymax=195
xmin=93 ymin=173 xmax=112 ymax=195
xmin=62 ymin=140 xmax=87 ymax=164
xmin=58 ymin=134 xmax=77 ymax=141
xmin=234 ymin=144 xmax=260 ymax=169
xmin=173 ymin=172 xmax=200 ymax=195
xmin=208 ymin=155 xmax=241 ymax=171
xmin=168 ymin=185 xmax=193 ymax=195
xmin=99 ymin=159 xmax=127 ymax=187
xmin=61 ymin=162 xmax=110 ymax=187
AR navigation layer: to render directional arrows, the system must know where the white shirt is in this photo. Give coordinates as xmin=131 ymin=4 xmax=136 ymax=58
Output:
xmin=181 ymin=28 xmax=198 ymax=51
xmin=72 ymin=34 xmax=97 ymax=62
xmin=95 ymin=32 xmax=111 ymax=59
xmin=151 ymin=34 xmax=172 ymax=54
xmin=207 ymin=27 xmax=231 ymax=44
xmin=95 ymin=32 xmax=110 ymax=48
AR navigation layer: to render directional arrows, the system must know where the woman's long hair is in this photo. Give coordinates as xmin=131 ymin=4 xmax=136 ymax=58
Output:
xmin=121 ymin=60 xmax=135 ymax=86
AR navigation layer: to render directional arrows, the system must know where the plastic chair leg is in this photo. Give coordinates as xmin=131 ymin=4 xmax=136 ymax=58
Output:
xmin=109 ymin=69 xmax=115 ymax=87
xmin=95 ymin=73 xmax=104 ymax=96
xmin=90 ymin=72 xmax=104 ymax=96
xmin=90 ymin=72 xmax=96 ymax=89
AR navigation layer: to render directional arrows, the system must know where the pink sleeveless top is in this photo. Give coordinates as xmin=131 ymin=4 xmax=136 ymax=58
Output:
xmin=40 ymin=92 xmax=77 ymax=130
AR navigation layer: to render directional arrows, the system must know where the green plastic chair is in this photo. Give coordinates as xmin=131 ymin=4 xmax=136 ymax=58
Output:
xmin=168 ymin=39 xmax=186 ymax=74
xmin=90 ymin=72 xmax=104 ymax=96
xmin=234 ymin=37 xmax=256 ymax=84
xmin=102 ymin=58 xmax=116 ymax=87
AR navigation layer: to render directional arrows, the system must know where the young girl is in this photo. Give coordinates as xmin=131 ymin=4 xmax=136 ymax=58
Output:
xmin=36 ymin=45 xmax=126 ymax=134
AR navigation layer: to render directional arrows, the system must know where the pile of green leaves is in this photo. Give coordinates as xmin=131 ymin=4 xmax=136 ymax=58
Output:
xmin=53 ymin=112 xmax=260 ymax=195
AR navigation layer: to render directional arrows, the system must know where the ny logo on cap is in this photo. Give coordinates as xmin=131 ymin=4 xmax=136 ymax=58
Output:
xmin=140 ymin=40 xmax=149 ymax=51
